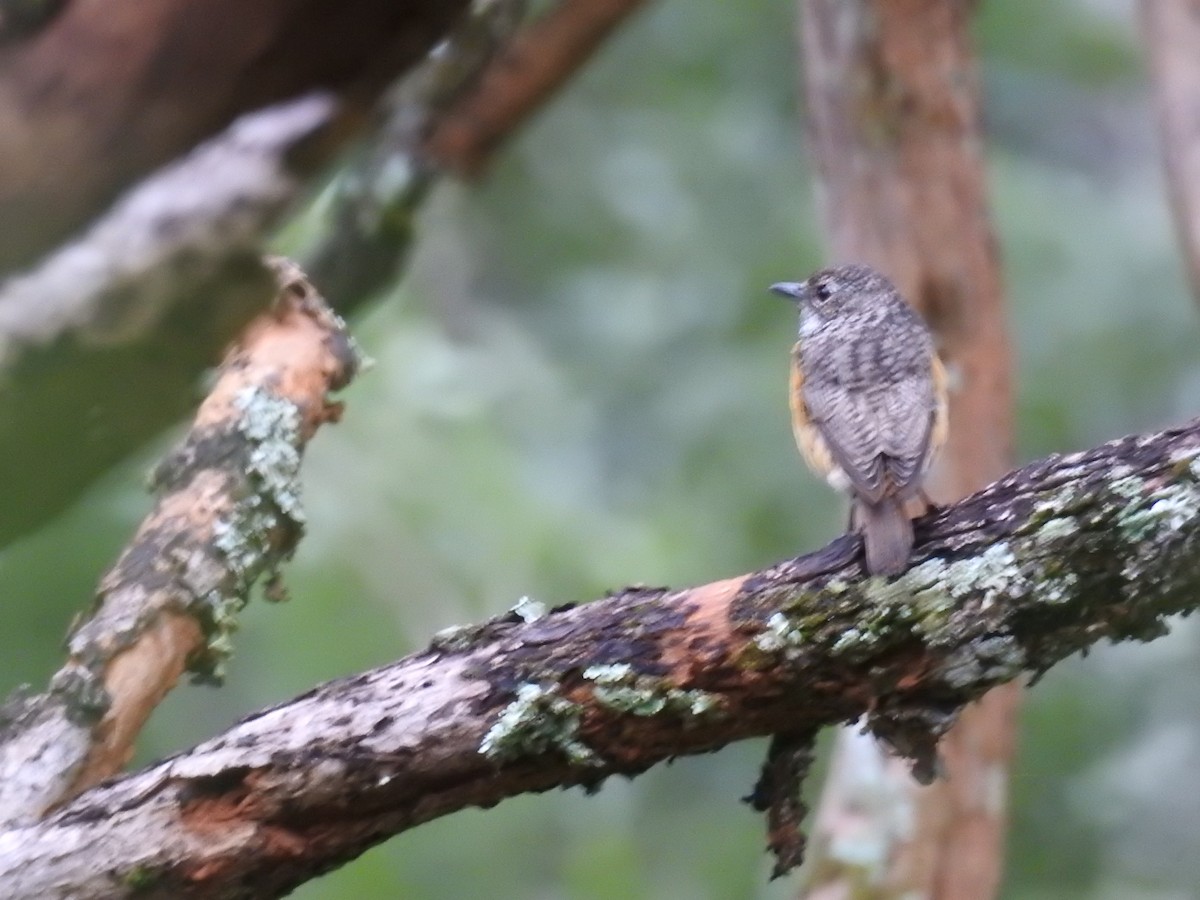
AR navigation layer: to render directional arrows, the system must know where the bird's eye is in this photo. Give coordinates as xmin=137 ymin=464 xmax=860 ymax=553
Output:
xmin=813 ymin=280 xmax=833 ymax=301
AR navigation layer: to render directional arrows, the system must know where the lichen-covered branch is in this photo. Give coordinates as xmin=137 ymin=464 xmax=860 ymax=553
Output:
xmin=0 ymin=259 xmax=360 ymax=826
xmin=0 ymin=0 xmax=646 ymax=546
xmin=3 ymin=416 xmax=1200 ymax=898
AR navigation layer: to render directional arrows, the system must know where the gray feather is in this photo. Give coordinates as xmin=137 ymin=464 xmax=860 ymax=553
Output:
xmin=797 ymin=272 xmax=937 ymax=503
xmin=855 ymin=496 xmax=914 ymax=575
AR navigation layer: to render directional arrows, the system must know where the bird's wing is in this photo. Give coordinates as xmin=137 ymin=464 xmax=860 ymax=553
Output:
xmin=874 ymin=370 xmax=937 ymax=493
xmin=801 ymin=345 xmax=938 ymax=504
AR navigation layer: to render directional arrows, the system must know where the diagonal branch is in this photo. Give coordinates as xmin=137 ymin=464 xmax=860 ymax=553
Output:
xmin=301 ymin=0 xmax=527 ymax=310
xmin=0 ymin=259 xmax=360 ymax=826
xmin=1 ymin=0 xmax=654 ymax=546
xmin=425 ymin=0 xmax=651 ymax=176
xmin=4 ymin=415 xmax=1200 ymax=898
xmin=0 ymin=0 xmax=470 ymax=277
xmin=304 ymin=0 xmax=657 ymax=311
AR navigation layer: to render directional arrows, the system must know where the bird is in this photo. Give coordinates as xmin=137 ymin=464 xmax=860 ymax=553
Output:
xmin=770 ymin=264 xmax=948 ymax=576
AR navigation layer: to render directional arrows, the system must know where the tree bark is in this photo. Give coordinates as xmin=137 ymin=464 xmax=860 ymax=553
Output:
xmin=1141 ymin=0 xmax=1200 ymax=305
xmin=797 ymin=0 xmax=1014 ymax=896
xmin=0 ymin=0 xmax=660 ymax=548
xmin=3 ymin=412 xmax=1200 ymax=898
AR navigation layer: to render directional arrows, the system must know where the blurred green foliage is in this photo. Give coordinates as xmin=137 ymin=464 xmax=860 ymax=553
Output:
xmin=3 ymin=0 xmax=1200 ymax=897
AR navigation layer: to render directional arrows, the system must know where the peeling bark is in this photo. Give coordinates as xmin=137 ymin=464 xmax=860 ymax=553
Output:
xmin=3 ymin=415 xmax=1200 ymax=898
xmin=745 ymin=732 xmax=817 ymax=879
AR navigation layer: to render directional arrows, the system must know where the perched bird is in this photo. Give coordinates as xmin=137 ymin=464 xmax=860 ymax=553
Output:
xmin=770 ymin=264 xmax=948 ymax=576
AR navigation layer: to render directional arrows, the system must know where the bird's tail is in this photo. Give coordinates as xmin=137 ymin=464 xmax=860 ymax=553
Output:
xmin=855 ymin=496 xmax=913 ymax=576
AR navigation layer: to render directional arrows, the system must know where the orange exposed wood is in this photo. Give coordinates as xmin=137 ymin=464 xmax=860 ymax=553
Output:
xmin=12 ymin=408 xmax=1200 ymax=896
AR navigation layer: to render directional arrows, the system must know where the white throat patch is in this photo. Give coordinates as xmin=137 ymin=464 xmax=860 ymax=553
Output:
xmin=798 ymin=309 xmax=821 ymax=337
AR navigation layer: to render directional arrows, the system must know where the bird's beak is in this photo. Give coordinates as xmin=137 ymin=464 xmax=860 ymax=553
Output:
xmin=769 ymin=282 xmax=807 ymax=301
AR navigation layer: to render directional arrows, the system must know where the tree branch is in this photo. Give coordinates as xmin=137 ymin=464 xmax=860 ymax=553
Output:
xmin=0 ymin=259 xmax=360 ymax=825
xmin=301 ymin=0 xmax=527 ymax=310
xmin=4 ymin=414 xmax=1200 ymax=898
xmin=0 ymin=0 xmax=654 ymax=545
xmin=0 ymin=0 xmax=504 ymax=549
xmin=0 ymin=96 xmax=337 ymax=548
xmin=425 ymin=0 xmax=650 ymax=176
xmin=303 ymin=0 xmax=656 ymax=310
xmin=0 ymin=0 xmax=470 ymax=277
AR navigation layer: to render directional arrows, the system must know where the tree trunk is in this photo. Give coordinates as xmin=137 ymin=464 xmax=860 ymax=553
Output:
xmin=1141 ymin=0 xmax=1200 ymax=305
xmin=797 ymin=0 xmax=1015 ymax=896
